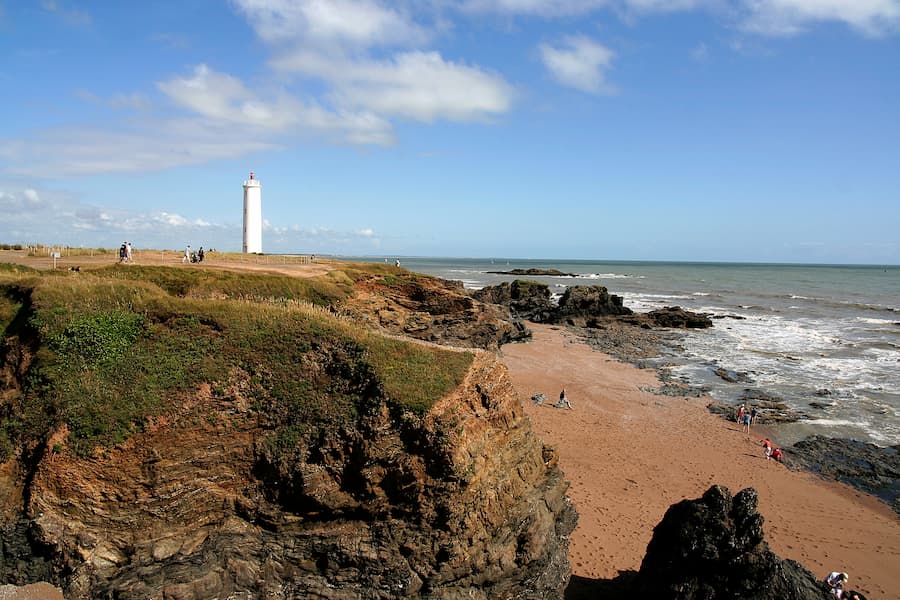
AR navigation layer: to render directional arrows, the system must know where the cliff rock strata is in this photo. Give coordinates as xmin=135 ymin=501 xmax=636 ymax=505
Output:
xmin=344 ymin=274 xmax=529 ymax=349
xmin=22 ymin=352 xmax=575 ymax=599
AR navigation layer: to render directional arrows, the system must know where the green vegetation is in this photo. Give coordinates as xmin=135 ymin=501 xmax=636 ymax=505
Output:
xmin=0 ymin=263 xmax=472 ymax=458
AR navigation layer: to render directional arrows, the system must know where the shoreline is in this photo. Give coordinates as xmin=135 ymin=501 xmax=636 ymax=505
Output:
xmin=500 ymin=323 xmax=900 ymax=598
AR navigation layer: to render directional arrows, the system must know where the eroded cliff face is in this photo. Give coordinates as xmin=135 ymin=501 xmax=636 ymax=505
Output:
xmin=19 ymin=352 xmax=574 ymax=599
xmin=343 ymin=274 xmax=530 ymax=349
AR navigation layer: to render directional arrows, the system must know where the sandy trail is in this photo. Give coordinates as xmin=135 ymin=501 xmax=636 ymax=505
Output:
xmin=501 ymin=324 xmax=899 ymax=598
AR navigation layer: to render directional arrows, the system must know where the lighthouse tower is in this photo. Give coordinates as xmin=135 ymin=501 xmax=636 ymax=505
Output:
xmin=242 ymin=171 xmax=262 ymax=254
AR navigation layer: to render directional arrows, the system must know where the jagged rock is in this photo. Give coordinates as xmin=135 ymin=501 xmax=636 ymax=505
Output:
xmin=554 ymin=286 xmax=632 ymax=322
xmin=786 ymin=436 xmax=900 ymax=515
xmin=12 ymin=353 xmax=575 ymax=599
xmin=344 ymin=274 xmax=530 ymax=349
xmin=635 ymin=485 xmax=828 ymax=599
xmin=646 ymin=306 xmax=713 ymax=329
xmin=472 ymin=280 xmax=555 ymax=323
xmin=713 ymin=367 xmax=753 ymax=383
xmin=706 ymin=398 xmax=805 ymax=425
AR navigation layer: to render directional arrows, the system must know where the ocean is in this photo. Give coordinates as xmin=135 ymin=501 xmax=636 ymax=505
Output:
xmin=352 ymin=257 xmax=900 ymax=447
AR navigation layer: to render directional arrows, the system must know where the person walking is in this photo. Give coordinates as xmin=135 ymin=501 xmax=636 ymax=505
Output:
xmin=183 ymin=245 xmax=191 ymax=263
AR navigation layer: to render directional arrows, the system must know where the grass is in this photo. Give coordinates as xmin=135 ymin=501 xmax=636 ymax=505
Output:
xmin=0 ymin=263 xmax=473 ymax=458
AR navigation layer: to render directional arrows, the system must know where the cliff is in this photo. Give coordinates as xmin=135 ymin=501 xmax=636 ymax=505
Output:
xmin=0 ymin=263 xmax=574 ymax=599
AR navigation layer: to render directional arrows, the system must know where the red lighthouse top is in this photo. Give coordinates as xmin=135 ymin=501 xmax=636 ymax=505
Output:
xmin=249 ymin=171 xmax=254 ymax=180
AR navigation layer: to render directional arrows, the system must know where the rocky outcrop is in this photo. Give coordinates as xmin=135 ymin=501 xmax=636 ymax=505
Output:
xmin=343 ymin=273 xmax=530 ymax=349
xmin=473 ymin=282 xmax=712 ymax=333
xmin=786 ymin=436 xmax=900 ymax=515
xmin=485 ymin=268 xmax=577 ymax=277
xmin=472 ymin=280 xmax=555 ymax=323
xmin=555 ymin=285 xmax=632 ymax=322
xmin=13 ymin=352 xmax=575 ymax=599
xmin=645 ymin=306 xmax=713 ymax=329
xmin=707 ymin=391 xmax=807 ymax=425
xmin=635 ymin=485 xmax=827 ymax=599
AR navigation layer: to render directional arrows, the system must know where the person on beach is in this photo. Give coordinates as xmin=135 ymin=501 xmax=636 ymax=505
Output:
xmin=125 ymin=241 xmax=133 ymax=263
xmin=824 ymin=571 xmax=848 ymax=596
xmin=736 ymin=404 xmax=745 ymax=424
xmin=750 ymin=407 xmax=759 ymax=424
xmin=183 ymin=245 xmax=191 ymax=263
xmin=198 ymin=246 xmax=205 ymax=262
xmin=771 ymin=447 xmax=783 ymax=462
xmin=555 ymin=388 xmax=573 ymax=410
xmin=742 ymin=410 xmax=752 ymax=435
xmin=762 ymin=438 xmax=772 ymax=460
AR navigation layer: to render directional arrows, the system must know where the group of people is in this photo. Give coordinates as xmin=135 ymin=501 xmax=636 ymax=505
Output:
xmin=736 ymin=403 xmax=759 ymax=436
xmin=761 ymin=437 xmax=783 ymax=462
xmin=182 ymin=245 xmax=206 ymax=264
xmin=737 ymin=404 xmax=784 ymax=462
xmin=118 ymin=241 xmax=134 ymax=263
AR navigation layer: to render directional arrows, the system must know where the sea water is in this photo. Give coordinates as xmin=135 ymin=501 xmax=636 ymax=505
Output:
xmin=350 ymin=257 xmax=900 ymax=446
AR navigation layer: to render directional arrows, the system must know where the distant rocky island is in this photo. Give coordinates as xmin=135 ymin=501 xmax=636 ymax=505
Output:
xmin=486 ymin=268 xmax=578 ymax=276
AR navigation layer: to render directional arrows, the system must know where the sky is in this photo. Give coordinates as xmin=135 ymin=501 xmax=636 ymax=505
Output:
xmin=1 ymin=0 xmax=899 ymax=264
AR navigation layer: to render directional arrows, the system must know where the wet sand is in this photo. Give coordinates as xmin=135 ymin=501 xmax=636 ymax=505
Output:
xmin=501 ymin=324 xmax=900 ymax=598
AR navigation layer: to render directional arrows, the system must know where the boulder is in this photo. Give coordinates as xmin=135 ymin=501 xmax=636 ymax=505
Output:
xmin=554 ymin=285 xmax=632 ymax=322
xmin=472 ymin=280 xmax=555 ymax=322
xmin=647 ymin=306 xmax=713 ymax=329
xmin=636 ymin=485 xmax=828 ymax=599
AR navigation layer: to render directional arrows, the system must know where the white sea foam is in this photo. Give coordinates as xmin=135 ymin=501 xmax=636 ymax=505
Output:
xmin=855 ymin=317 xmax=897 ymax=326
xmin=575 ymin=273 xmax=644 ymax=280
xmin=692 ymin=292 xmax=711 ymax=296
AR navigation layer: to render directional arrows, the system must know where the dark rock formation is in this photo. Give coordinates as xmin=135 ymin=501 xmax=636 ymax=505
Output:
xmin=707 ymin=395 xmax=806 ymax=425
xmin=555 ymin=285 xmax=632 ymax=322
xmin=344 ymin=273 xmax=530 ymax=349
xmin=713 ymin=367 xmax=753 ymax=383
xmin=4 ymin=353 xmax=576 ymax=599
xmin=646 ymin=306 xmax=713 ymax=329
xmin=786 ymin=436 xmax=900 ymax=515
xmin=472 ymin=280 xmax=555 ymax=323
xmin=485 ymin=268 xmax=577 ymax=277
xmin=635 ymin=485 xmax=828 ymax=599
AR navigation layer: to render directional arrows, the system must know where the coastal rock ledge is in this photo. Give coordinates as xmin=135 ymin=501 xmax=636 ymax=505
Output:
xmin=7 ymin=353 xmax=576 ymax=599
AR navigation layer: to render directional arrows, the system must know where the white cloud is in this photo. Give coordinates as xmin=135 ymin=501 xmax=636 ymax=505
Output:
xmin=356 ymin=228 xmax=375 ymax=237
xmin=539 ymin=35 xmax=616 ymax=94
xmin=230 ymin=0 xmax=427 ymax=48
xmin=459 ymin=0 xmax=610 ymax=16
xmin=274 ymin=50 xmax=514 ymax=122
xmin=741 ymin=0 xmax=900 ymax=36
xmin=41 ymin=0 xmax=92 ymax=26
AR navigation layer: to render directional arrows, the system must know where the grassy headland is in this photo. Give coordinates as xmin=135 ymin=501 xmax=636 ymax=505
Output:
xmin=0 ymin=262 xmax=472 ymax=458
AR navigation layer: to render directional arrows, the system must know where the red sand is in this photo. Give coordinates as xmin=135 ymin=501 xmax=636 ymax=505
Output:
xmin=501 ymin=324 xmax=900 ymax=598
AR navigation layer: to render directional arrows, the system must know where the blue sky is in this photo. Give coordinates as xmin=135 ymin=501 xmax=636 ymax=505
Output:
xmin=1 ymin=0 xmax=898 ymax=263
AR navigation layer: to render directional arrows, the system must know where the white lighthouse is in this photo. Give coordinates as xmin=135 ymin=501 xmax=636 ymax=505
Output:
xmin=242 ymin=171 xmax=262 ymax=254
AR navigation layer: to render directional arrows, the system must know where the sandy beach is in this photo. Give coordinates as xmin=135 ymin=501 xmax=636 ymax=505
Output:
xmin=501 ymin=324 xmax=900 ymax=598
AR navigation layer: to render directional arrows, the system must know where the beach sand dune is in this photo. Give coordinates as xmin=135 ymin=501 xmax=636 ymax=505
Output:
xmin=501 ymin=324 xmax=899 ymax=598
